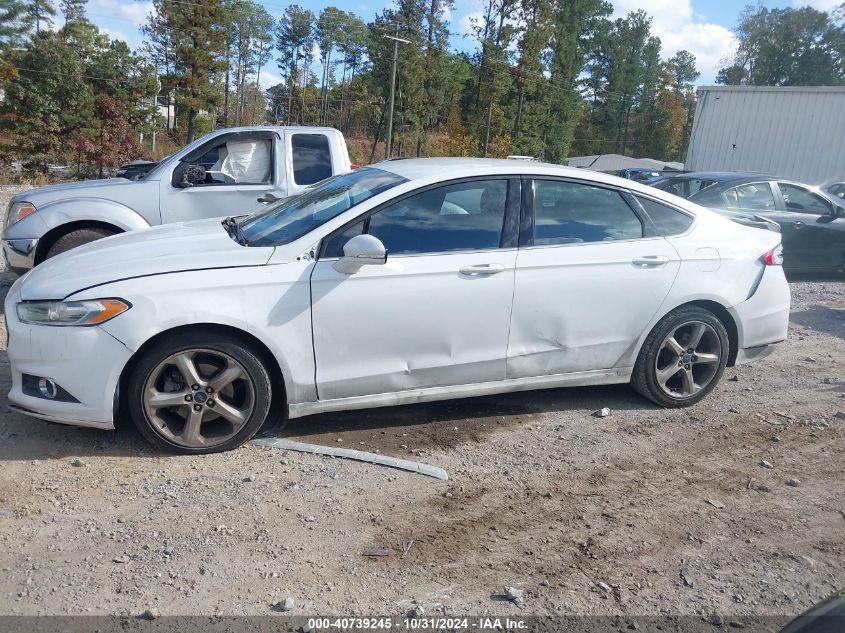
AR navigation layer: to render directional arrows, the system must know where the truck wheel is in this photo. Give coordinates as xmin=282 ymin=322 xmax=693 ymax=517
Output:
xmin=45 ymin=228 xmax=117 ymax=259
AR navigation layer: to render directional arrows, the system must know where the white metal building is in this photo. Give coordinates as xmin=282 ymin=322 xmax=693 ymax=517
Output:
xmin=686 ymin=86 xmax=845 ymax=185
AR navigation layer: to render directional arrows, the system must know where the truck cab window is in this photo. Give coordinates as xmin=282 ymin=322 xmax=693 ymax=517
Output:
xmin=292 ymin=134 xmax=333 ymax=186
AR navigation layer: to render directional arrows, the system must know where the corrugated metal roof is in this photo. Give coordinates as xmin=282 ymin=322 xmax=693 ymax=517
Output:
xmin=687 ymin=86 xmax=845 ymax=185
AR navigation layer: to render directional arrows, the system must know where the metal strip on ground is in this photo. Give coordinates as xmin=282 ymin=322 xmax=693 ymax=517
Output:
xmin=250 ymin=437 xmax=449 ymax=480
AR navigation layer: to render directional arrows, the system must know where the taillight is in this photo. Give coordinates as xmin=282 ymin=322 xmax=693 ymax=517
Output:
xmin=762 ymin=246 xmax=783 ymax=266
xmin=350 ymin=163 xmax=361 ymax=169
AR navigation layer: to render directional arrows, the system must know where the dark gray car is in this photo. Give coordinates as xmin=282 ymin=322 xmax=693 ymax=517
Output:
xmin=652 ymin=172 xmax=845 ymax=273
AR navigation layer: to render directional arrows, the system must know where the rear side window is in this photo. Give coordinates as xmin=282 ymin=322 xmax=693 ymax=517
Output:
xmin=532 ymin=180 xmax=642 ymax=245
xmin=656 ymin=178 xmax=715 ymax=198
xmin=637 ymin=196 xmax=694 ymax=236
xmin=723 ymin=182 xmax=776 ymax=210
xmin=292 ymin=134 xmax=332 ymax=185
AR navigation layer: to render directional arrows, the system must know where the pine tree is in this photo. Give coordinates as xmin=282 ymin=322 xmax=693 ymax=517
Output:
xmin=0 ymin=0 xmax=29 ymax=47
xmin=144 ymin=0 xmax=229 ymax=142
xmin=59 ymin=0 xmax=85 ymax=25
xmin=25 ymin=0 xmax=57 ymax=35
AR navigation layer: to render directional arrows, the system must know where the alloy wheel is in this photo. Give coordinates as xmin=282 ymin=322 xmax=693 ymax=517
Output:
xmin=142 ymin=348 xmax=256 ymax=449
xmin=654 ymin=320 xmax=723 ymax=399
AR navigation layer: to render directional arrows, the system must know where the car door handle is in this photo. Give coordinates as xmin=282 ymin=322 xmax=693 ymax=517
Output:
xmin=632 ymin=255 xmax=670 ymax=267
xmin=793 ymin=221 xmax=804 ymax=229
xmin=459 ymin=264 xmax=506 ymax=276
xmin=257 ymin=194 xmax=281 ymax=204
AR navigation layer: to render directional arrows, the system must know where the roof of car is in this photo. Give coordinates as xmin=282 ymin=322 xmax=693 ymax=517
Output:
xmin=664 ymin=171 xmax=768 ymax=181
xmin=372 ymin=157 xmax=624 ymax=182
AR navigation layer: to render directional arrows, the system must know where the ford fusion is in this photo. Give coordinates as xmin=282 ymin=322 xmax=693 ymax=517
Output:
xmin=5 ymin=159 xmax=791 ymax=454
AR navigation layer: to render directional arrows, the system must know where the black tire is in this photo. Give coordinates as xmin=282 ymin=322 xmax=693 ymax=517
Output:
xmin=127 ymin=331 xmax=273 ymax=454
xmin=45 ymin=227 xmax=117 ymax=259
xmin=631 ymin=305 xmax=730 ymax=408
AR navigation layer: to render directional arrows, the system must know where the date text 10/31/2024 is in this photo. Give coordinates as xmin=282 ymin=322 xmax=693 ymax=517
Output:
xmin=307 ymin=617 xmax=528 ymax=630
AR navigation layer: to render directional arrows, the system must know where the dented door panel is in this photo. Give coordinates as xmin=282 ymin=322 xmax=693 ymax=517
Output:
xmin=507 ymin=239 xmax=680 ymax=378
xmin=311 ymin=251 xmax=517 ymax=400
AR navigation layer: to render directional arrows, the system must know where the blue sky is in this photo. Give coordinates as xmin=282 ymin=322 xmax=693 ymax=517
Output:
xmin=83 ymin=0 xmax=841 ymax=85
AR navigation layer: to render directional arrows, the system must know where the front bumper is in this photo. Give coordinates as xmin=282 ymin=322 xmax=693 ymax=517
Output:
xmin=5 ymin=286 xmax=131 ymax=429
xmin=2 ymin=238 xmax=38 ymax=274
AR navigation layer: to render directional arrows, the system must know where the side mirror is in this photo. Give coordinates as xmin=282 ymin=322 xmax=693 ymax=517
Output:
xmin=177 ymin=164 xmax=207 ymax=188
xmin=333 ymin=234 xmax=387 ymax=274
xmin=834 ymin=206 xmax=845 ymax=219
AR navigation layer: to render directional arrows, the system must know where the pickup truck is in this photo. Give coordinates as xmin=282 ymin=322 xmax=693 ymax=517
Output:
xmin=2 ymin=126 xmax=352 ymax=274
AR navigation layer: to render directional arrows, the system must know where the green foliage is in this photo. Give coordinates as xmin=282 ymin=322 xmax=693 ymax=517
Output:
xmin=59 ymin=0 xmax=85 ymax=26
xmin=717 ymin=4 xmax=845 ymax=86
xmin=144 ymin=0 xmax=229 ymax=142
xmin=0 ymin=0 xmax=30 ymax=47
xmin=0 ymin=31 xmax=93 ymax=173
xmin=25 ymin=0 xmax=56 ymax=34
xmin=1 ymin=0 xmax=708 ymax=179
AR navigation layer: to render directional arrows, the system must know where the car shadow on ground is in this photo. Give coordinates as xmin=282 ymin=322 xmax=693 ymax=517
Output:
xmin=790 ymin=304 xmax=845 ymax=340
xmin=0 ymin=370 xmax=658 ymax=461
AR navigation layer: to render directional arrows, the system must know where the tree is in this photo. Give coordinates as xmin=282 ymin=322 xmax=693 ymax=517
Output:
xmin=315 ymin=6 xmax=346 ymax=124
xmin=25 ymin=0 xmax=56 ymax=34
xmin=0 ymin=31 xmax=93 ymax=173
xmin=72 ymin=93 xmax=148 ymax=177
xmin=59 ymin=0 xmax=85 ymax=26
xmin=717 ymin=4 xmax=845 ymax=86
xmin=544 ymin=0 xmax=612 ymax=162
xmin=144 ymin=0 xmax=229 ymax=142
xmin=275 ymin=4 xmax=315 ymax=124
xmin=226 ymin=0 xmax=273 ymax=125
xmin=0 ymin=0 xmax=29 ymax=47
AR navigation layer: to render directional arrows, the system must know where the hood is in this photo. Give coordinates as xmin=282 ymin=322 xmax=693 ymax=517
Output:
xmin=19 ymin=218 xmax=274 ymax=300
xmin=13 ymin=178 xmax=150 ymax=208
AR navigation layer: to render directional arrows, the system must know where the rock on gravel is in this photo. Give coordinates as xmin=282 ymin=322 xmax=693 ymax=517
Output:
xmin=272 ymin=597 xmax=295 ymax=612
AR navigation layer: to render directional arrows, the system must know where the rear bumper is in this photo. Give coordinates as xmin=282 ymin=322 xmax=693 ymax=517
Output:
xmin=729 ymin=266 xmax=791 ymax=364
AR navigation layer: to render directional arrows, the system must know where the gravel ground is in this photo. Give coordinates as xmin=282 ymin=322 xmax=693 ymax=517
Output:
xmin=0 ymin=191 xmax=842 ymax=621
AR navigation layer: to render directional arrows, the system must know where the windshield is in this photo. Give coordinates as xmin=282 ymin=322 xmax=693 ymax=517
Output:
xmin=239 ymin=167 xmax=407 ymax=247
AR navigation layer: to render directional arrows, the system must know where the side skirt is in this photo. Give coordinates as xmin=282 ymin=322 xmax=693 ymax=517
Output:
xmin=288 ymin=367 xmax=633 ymax=419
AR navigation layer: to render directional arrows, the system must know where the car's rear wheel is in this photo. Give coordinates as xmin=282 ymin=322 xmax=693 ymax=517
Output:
xmin=45 ymin=227 xmax=118 ymax=260
xmin=127 ymin=332 xmax=272 ymax=454
xmin=632 ymin=306 xmax=729 ymax=408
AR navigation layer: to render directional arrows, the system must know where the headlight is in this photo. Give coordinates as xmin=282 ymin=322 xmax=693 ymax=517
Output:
xmin=16 ymin=299 xmax=131 ymax=326
xmin=6 ymin=201 xmax=37 ymax=227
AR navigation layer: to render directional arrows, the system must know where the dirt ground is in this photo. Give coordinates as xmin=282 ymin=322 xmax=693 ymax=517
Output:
xmin=0 ymin=195 xmax=842 ymax=621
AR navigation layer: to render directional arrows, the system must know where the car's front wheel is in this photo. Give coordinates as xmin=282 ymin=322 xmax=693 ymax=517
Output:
xmin=632 ymin=306 xmax=729 ymax=408
xmin=127 ymin=332 xmax=272 ymax=454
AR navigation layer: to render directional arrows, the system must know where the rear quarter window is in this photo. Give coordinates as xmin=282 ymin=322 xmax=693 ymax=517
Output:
xmin=637 ymin=196 xmax=694 ymax=236
xmin=292 ymin=134 xmax=333 ymax=185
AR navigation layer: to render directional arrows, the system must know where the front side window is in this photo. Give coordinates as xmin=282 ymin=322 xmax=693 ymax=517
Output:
xmin=324 ymin=180 xmax=509 ymax=257
xmin=367 ymin=180 xmax=508 ymax=255
xmin=292 ymin=134 xmax=333 ymax=185
xmin=723 ymin=182 xmax=776 ymax=210
xmin=532 ymin=180 xmax=642 ymax=245
xmin=778 ymin=183 xmax=831 ymax=215
xmin=239 ymin=167 xmax=406 ymax=247
xmin=179 ymin=137 xmax=273 ymax=186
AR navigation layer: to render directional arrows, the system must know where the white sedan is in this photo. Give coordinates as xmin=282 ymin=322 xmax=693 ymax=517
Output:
xmin=5 ymin=159 xmax=790 ymax=453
